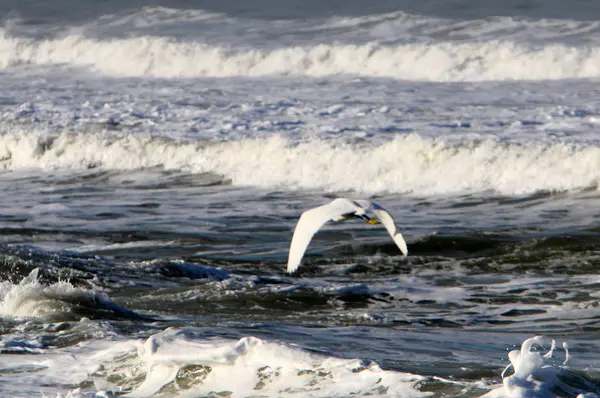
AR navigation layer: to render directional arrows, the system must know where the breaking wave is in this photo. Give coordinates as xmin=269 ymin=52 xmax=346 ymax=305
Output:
xmin=1 ymin=30 xmax=600 ymax=81
xmin=0 ymin=132 xmax=599 ymax=195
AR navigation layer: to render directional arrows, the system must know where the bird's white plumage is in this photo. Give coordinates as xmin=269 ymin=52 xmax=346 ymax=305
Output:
xmin=286 ymin=198 xmax=408 ymax=273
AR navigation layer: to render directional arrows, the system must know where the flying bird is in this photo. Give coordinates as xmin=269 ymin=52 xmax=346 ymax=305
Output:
xmin=287 ymin=198 xmax=408 ymax=273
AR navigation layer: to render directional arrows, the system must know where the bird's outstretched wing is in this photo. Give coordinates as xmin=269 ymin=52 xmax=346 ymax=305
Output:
xmin=369 ymin=201 xmax=408 ymax=256
xmin=287 ymin=198 xmax=358 ymax=273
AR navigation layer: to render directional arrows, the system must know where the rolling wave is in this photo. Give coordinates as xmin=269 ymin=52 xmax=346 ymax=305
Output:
xmin=1 ymin=132 xmax=598 ymax=195
xmin=1 ymin=30 xmax=600 ymax=81
xmin=0 ymin=268 xmax=146 ymax=321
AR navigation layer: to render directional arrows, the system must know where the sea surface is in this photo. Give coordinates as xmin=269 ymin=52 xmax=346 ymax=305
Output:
xmin=0 ymin=0 xmax=599 ymax=397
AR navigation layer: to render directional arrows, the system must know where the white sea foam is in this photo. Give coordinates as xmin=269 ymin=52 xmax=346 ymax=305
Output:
xmin=483 ymin=336 xmax=600 ymax=398
xmin=1 ymin=132 xmax=599 ymax=196
xmin=59 ymin=328 xmax=427 ymax=397
xmin=5 ymin=330 xmax=597 ymax=398
xmin=1 ymin=29 xmax=600 ymax=81
xmin=0 ymin=327 xmax=427 ymax=397
xmin=130 ymin=328 xmax=426 ymax=397
xmin=0 ymin=268 xmax=136 ymax=321
xmin=0 ymin=268 xmax=86 ymax=318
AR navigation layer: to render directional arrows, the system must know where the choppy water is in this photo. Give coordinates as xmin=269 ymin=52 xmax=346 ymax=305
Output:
xmin=0 ymin=0 xmax=599 ymax=397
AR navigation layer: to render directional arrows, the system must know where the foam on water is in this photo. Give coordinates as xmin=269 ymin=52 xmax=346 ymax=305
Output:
xmin=3 ymin=329 xmax=597 ymax=398
xmin=2 ymin=28 xmax=600 ymax=81
xmin=1 ymin=132 xmax=599 ymax=195
xmin=128 ymin=328 xmax=426 ymax=397
xmin=0 ymin=272 xmax=597 ymax=397
xmin=0 ymin=268 xmax=139 ymax=321
xmin=484 ymin=336 xmax=600 ymax=398
xmin=7 ymin=328 xmax=427 ymax=397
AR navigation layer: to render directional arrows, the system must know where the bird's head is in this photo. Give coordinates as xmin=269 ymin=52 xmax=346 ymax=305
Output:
xmin=367 ymin=218 xmax=380 ymax=225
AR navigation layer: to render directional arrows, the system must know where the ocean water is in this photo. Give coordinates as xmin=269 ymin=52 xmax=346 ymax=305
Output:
xmin=0 ymin=0 xmax=600 ymax=397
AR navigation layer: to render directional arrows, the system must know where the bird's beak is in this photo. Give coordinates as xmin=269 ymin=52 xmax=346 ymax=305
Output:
xmin=367 ymin=218 xmax=380 ymax=225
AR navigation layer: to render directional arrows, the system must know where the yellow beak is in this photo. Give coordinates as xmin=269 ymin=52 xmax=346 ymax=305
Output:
xmin=367 ymin=218 xmax=380 ymax=225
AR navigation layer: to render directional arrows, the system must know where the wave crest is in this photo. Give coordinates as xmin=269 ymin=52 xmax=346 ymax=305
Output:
xmin=1 ymin=132 xmax=599 ymax=195
xmin=1 ymin=30 xmax=600 ymax=81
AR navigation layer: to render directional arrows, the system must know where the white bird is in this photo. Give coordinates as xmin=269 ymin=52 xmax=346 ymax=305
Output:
xmin=287 ymin=198 xmax=408 ymax=273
